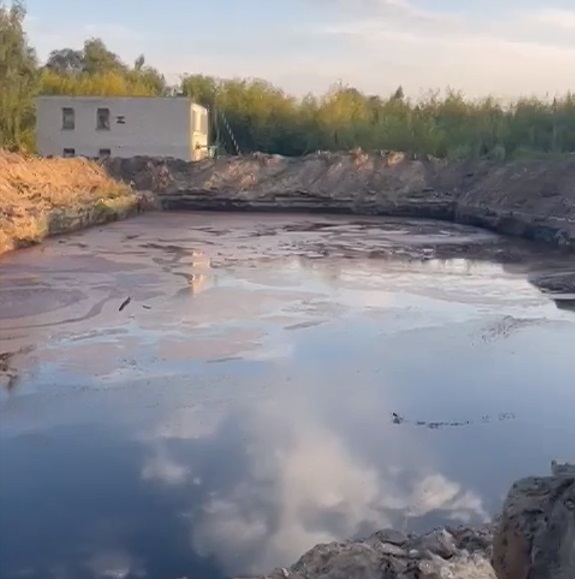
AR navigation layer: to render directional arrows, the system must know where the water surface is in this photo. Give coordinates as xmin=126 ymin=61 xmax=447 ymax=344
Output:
xmin=1 ymin=213 xmax=575 ymax=579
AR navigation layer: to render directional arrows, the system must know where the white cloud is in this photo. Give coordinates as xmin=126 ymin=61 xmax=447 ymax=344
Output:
xmin=25 ymin=16 xmax=144 ymax=64
xmin=24 ymin=2 xmax=575 ymax=99
xmin=143 ymin=396 xmax=487 ymax=575
xmin=142 ymin=445 xmax=190 ymax=486
xmin=86 ymin=551 xmax=143 ymax=579
xmin=159 ymin=1 xmax=575 ymax=98
xmin=190 ymin=405 xmax=488 ymax=574
xmin=305 ymin=1 xmax=575 ymax=98
xmin=524 ymin=8 xmax=575 ymax=30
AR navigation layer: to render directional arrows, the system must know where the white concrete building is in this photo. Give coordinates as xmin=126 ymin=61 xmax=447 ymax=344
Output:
xmin=35 ymin=96 xmax=210 ymax=161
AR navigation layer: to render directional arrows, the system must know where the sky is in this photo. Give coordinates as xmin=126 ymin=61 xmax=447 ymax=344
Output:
xmin=23 ymin=0 xmax=575 ymax=99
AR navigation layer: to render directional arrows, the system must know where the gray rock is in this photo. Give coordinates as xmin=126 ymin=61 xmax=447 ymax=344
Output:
xmin=291 ymin=541 xmax=386 ymax=579
xmin=415 ymin=529 xmax=458 ymax=559
xmin=283 ymin=526 xmax=495 ymax=579
xmin=551 ymin=460 xmax=575 ymax=477
xmin=492 ymin=469 xmax=575 ymax=579
xmin=377 ymin=543 xmax=409 ymax=558
xmin=371 ymin=530 xmax=409 ymax=547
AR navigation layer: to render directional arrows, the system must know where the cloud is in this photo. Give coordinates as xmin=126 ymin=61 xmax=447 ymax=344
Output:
xmin=524 ymin=8 xmax=575 ymax=30
xmin=304 ymin=0 xmax=575 ymax=98
xmin=143 ymin=395 xmax=488 ymax=575
xmin=86 ymin=551 xmax=143 ymax=579
xmin=191 ymin=411 xmax=488 ymax=574
xmin=24 ymin=1 xmax=575 ymax=99
xmin=25 ymin=16 xmax=144 ymax=64
xmin=142 ymin=445 xmax=190 ymax=486
xmin=326 ymin=0 xmax=462 ymax=27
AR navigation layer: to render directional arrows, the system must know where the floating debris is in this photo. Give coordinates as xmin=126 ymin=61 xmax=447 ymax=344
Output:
xmin=392 ymin=412 xmax=404 ymax=425
xmin=391 ymin=411 xmax=515 ymax=429
xmin=119 ymin=297 xmax=132 ymax=312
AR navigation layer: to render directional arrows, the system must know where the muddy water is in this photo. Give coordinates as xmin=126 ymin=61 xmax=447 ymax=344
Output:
xmin=1 ymin=213 xmax=575 ymax=579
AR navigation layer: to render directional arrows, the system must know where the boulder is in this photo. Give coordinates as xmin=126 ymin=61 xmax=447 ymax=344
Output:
xmin=253 ymin=524 xmax=497 ymax=579
xmin=492 ymin=462 xmax=575 ymax=579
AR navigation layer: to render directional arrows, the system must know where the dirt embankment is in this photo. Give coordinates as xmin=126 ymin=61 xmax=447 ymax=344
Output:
xmin=106 ymin=150 xmax=575 ymax=247
xmin=0 ymin=150 xmax=155 ymax=256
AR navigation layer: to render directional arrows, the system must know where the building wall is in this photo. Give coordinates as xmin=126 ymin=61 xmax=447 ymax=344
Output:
xmin=36 ymin=97 xmax=209 ymax=161
xmin=190 ymin=102 xmax=209 ymax=161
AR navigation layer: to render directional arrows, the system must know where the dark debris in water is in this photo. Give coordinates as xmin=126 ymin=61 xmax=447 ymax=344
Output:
xmin=391 ymin=411 xmax=516 ymax=429
xmin=119 ymin=297 xmax=132 ymax=312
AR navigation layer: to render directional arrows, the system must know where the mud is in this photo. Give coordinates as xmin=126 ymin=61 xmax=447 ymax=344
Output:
xmin=2 ymin=212 xmax=575 ymax=411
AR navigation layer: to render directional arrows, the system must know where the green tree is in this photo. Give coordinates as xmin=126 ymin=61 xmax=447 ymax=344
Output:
xmin=45 ymin=48 xmax=84 ymax=73
xmin=127 ymin=54 xmax=167 ymax=96
xmin=0 ymin=0 xmax=37 ymax=150
xmin=82 ymin=37 xmax=126 ymax=75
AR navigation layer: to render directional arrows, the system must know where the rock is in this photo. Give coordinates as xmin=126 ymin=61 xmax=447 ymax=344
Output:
xmin=449 ymin=524 xmax=494 ymax=555
xmin=369 ymin=529 xmax=409 ymax=547
xmin=551 ymin=461 xmax=575 ymax=477
xmin=492 ymin=461 xmax=575 ymax=579
xmin=415 ymin=529 xmax=458 ymax=559
xmin=278 ymin=525 xmax=497 ymax=579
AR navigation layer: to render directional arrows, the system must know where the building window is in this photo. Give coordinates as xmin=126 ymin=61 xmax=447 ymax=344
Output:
xmin=62 ymin=148 xmax=75 ymax=157
xmin=96 ymin=108 xmax=110 ymax=130
xmin=62 ymin=108 xmax=75 ymax=130
xmin=98 ymin=148 xmax=111 ymax=158
xmin=116 ymin=115 xmax=126 ymax=124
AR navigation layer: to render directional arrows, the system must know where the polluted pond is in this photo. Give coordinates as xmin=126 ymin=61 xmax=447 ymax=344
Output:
xmin=0 ymin=212 xmax=575 ymax=579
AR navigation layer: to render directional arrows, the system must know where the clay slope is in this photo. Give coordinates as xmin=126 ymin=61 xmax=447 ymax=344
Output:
xmin=106 ymin=150 xmax=575 ymax=247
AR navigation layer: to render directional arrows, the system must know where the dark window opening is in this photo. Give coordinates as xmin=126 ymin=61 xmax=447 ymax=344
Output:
xmin=96 ymin=108 xmax=110 ymax=130
xmin=62 ymin=107 xmax=75 ymax=130
xmin=116 ymin=115 xmax=126 ymax=124
xmin=98 ymin=148 xmax=111 ymax=158
xmin=62 ymin=148 xmax=75 ymax=157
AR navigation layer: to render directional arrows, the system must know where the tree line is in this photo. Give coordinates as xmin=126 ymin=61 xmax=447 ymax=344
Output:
xmin=1 ymin=0 xmax=575 ymax=159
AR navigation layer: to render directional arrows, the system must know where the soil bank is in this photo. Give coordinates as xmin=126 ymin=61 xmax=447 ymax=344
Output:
xmin=106 ymin=150 xmax=575 ymax=248
xmin=0 ymin=150 xmax=155 ymax=256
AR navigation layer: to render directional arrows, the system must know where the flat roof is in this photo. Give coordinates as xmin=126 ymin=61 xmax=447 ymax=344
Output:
xmin=35 ymin=95 xmax=194 ymax=101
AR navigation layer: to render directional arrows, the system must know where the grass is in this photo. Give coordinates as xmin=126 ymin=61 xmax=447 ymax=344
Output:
xmin=0 ymin=150 xmax=136 ymax=254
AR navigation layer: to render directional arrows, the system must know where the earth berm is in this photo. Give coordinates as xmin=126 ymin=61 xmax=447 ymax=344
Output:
xmin=106 ymin=150 xmax=575 ymax=248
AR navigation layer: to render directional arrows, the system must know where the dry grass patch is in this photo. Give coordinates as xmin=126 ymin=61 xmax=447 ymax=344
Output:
xmin=0 ymin=150 xmax=136 ymax=254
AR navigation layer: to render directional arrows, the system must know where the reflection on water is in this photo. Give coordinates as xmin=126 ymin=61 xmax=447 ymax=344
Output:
xmin=1 ymin=213 xmax=575 ymax=579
